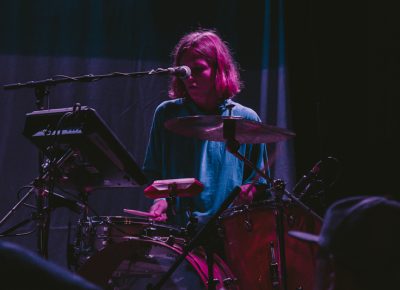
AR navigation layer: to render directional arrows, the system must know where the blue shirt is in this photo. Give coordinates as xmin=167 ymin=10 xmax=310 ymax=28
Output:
xmin=143 ymin=98 xmax=268 ymax=226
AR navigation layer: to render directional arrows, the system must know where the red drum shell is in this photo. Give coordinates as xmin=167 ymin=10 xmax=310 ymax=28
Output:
xmin=219 ymin=200 xmax=322 ymax=290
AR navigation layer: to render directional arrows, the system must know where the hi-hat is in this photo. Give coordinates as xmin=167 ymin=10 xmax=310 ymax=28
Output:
xmin=164 ymin=115 xmax=295 ymax=144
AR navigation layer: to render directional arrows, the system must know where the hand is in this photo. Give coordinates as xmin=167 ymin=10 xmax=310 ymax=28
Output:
xmin=233 ymin=184 xmax=257 ymax=206
xmin=149 ymin=199 xmax=168 ymax=222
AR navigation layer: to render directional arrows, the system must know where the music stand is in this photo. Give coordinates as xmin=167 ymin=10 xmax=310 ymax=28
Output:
xmin=23 ymin=104 xmax=147 ymax=190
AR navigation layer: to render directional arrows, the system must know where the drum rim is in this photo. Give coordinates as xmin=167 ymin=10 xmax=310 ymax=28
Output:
xmin=82 ymin=215 xmax=183 ymax=230
xmin=79 ymin=215 xmax=187 ymax=241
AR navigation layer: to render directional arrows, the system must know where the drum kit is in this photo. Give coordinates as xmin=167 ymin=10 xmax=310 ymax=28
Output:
xmin=0 ymin=105 xmax=322 ymax=290
xmin=71 ymin=113 xmax=322 ymax=290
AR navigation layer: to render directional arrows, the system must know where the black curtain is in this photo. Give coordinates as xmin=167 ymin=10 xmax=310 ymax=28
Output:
xmin=1 ymin=0 xmax=396 ymax=271
xmin=286 ymin=0 xmax=399 ymax=204
xmin=0 ymin=0 xmax=273 ymax=267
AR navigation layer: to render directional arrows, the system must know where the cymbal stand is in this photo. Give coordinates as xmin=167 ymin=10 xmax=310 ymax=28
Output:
xmin=222 ymin=118 xmax=323 ymax=224
xmin=33 ymin=86 xmax=59 ymax=258
xmin=223 ymin=118 xmax=322 ymax=290
xmin=147 ymin=186 xmax=242 ymax=290
xmin=166 ymin=182 xmax=178 ymax=216
xmin=33 ymin=85 xmax=51 ymax=257
xmin=226 ymin=139 xmax=288 ymax=290
xmin=272 ymin=179 xmax=288 ymax=290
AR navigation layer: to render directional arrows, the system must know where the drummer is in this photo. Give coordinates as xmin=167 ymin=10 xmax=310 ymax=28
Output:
xmin=143 ymin=28 xmax=270 ymax=229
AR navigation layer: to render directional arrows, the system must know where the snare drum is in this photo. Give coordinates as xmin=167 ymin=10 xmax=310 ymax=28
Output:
xmin=74 ymin=216 xmax=186 ymax=267
xmin=75 ymin=216 xmax=238 ymax=289
xmin=80 ymin=216 xmax=185 ymax=250
xmin=219 ymin=200 xmax=321 ymax=290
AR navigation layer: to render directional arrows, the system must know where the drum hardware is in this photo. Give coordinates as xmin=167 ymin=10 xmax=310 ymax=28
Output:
xmin=143 ymin=225 xmax=162 ymax=236
xmin=185 ymin=215 xmax=199 ymax=237
xmin=205 ymin=245 xmax=218 ymax=290
xmin=223 ymin=115 xmax=294 ymax=290
xmin=272 ymin=179 xmax=289 ymax=290
xmin=269 ymin=241 xmax=280 ymax=289
xmin=165 ymin=235 xmax=176 ymax=246
xmin=223 ymin=121 xmax=291 ymax=290
xmin=223 ymin=277 xmax=238 ymax=288
xmin=167 ymin=183 xmax=178 ymax=216
xmin=287 ymin=214 xmax=296 ymax=228
xmin=216 ymin=219 xmax=226 ymax=239
xmin=147 ymin=186 xmax=242 ymax=290
xmin=165 ymin=114 xmax=323 ymax=290
xmin=225 ymin=139 xmax=322 ymax=290
xmin=243 ymin=205 xmax=253 ymax=232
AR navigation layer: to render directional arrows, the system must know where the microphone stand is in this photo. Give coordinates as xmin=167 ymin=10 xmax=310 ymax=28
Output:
xmin=3 ymin=68 xmax=178 ymax=91
xmin=2 ymin=68 xmax=174 ymax=257
xmin=0 ymin=147 xmax=75 ymax=257
xmin=0 ymin=85 xmax=51 ymax=256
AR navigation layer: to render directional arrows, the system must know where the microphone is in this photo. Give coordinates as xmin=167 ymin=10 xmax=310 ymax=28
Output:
xmin=149 ymin=66 xmax=191 ymax=79
xmin=293 ymin=160 xmax=322 ymax=196
xmin=167 ymin=66 xmax=191 ymax=78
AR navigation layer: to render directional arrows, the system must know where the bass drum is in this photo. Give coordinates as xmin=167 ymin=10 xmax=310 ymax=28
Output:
xmin=219 ymin=199 xmax=322 ymax=290
xmin=77 ymin=238 xmax=238 ymax=290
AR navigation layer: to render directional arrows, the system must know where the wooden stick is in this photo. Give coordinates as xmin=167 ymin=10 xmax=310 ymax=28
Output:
xmin=123 ymin=208 xmax=156 ymax=218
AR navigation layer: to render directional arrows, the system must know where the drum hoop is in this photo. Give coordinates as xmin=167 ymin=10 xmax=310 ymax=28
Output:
xmin=82 ymin=215 xmax=184 ymax=233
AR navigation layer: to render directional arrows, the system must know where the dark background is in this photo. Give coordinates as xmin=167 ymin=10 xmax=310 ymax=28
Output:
xmin=0 ymin=0 xmax=398 ymax=268
xmin=287 ymin=1 xmax=398 ymax=203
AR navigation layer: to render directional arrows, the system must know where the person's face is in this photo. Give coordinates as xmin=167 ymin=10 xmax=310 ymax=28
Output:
xmin=180 ymin=50 xmax=218 ymax=111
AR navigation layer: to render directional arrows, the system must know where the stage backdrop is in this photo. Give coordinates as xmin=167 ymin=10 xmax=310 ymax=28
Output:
xmin=3 ymin=0 xmax=397 ymax=271
xmin=0 ymin=0 xmax=296 ymax=267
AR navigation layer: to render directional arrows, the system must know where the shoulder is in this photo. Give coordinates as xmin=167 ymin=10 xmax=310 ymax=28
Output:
xmin=152 ymin=98 xmax=193 ymax=125
xmin=155 ymin=98 xmax=185 ymax=112
xmin=229 ymin=100 xmax=261 ymax=122
xmin=153 ymin=98 xmax=185 ymax=117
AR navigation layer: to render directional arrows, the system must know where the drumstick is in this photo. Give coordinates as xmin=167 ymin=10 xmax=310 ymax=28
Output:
xmin=123 ymin=208 xmax=156 ymax=218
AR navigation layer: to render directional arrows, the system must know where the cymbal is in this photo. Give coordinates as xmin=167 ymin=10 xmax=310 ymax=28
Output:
xmin=164 ymin=115 xmax=295 ymax=144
